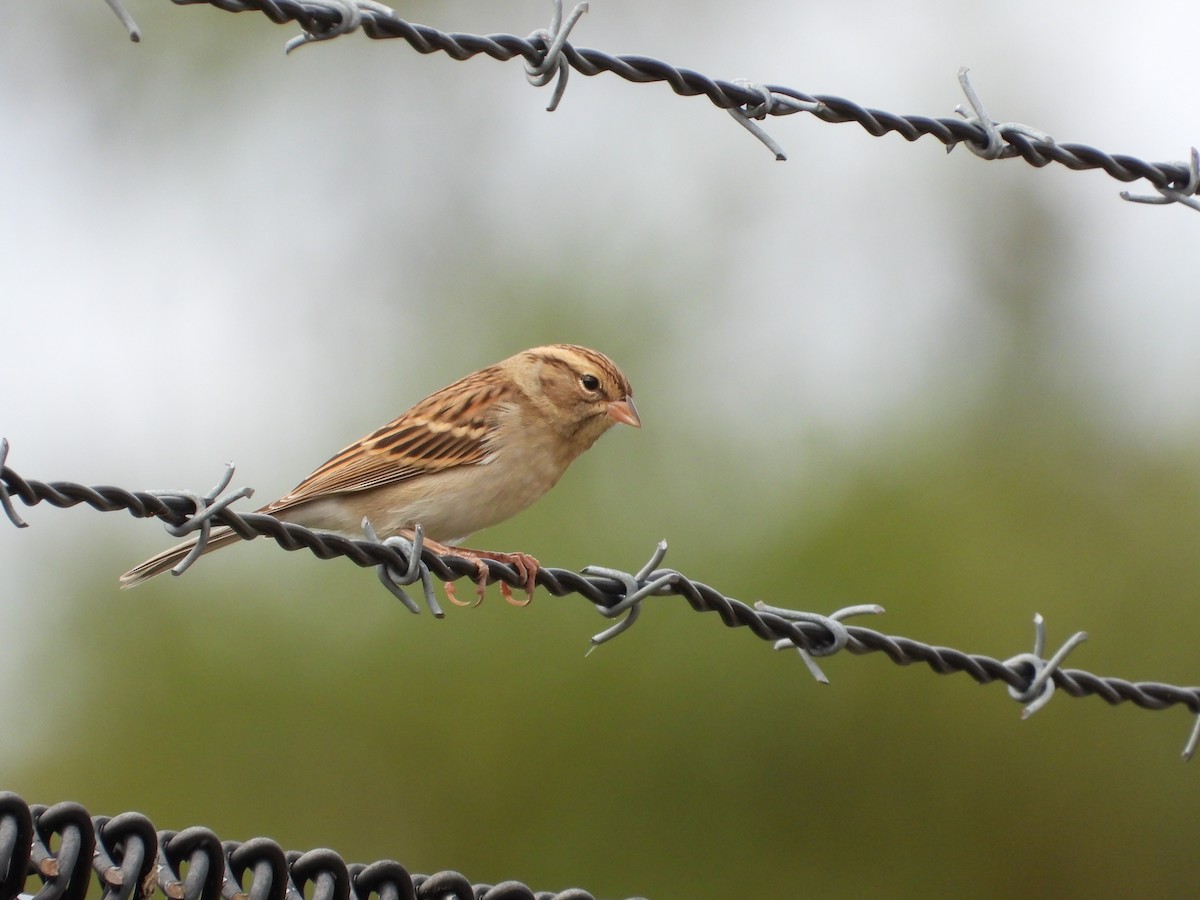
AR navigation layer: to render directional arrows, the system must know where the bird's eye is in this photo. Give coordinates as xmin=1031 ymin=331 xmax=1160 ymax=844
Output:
xmin=580 ymin=373 xmax=601 ymax=392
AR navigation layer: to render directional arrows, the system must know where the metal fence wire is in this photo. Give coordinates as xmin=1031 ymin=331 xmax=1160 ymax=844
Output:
xmin=0 ymin=792 xmax=631 ymax=900
xmin=3 ymin=439 xmax=1200 ymax=760
xmin=91 ymin=0 xmax=1200 ymax=212
xmin=18 ymin=7 xmax=1199 ymax=899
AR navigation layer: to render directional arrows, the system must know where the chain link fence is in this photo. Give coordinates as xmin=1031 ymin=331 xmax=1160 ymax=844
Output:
xmin=0 ymin=792 xmax=629 ymax=900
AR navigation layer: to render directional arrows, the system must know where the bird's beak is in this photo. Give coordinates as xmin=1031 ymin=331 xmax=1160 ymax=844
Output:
xmin=607 ymin=396 xmax=641 ymax=428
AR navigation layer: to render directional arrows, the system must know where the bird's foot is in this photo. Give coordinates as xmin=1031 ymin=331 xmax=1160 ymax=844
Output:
xmin=420 ymin=537 xmax=539 ymax=606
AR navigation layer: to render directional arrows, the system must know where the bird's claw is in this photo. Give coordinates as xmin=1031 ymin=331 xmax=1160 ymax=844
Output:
xmin=443 ymin=559 xmax=488 ymax=607
xmin=497 ymin=552 xmax=538 ymax=606
xmin=498 ymin=581 xmax=525 ymax=606
xmin=443 ymin=577 xmax=481 ymax=607
xmin=441 ymin=551 xmax=539 ymax=606
xmin=472 ymin=558 xmax=490 ymax=605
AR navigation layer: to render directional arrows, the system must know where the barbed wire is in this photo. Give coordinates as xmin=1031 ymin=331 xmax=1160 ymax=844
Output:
xmin=0 ymin=792 xmax=629 ymax=900
xmin=92 ymin=0 xmax=1200 ymax=211
xmin=4 ymin=439 xmax=1200 ymax=759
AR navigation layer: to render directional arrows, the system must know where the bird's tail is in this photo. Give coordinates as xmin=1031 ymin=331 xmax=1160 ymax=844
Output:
xmin=118 ymin=526 xmax=244 ymax=589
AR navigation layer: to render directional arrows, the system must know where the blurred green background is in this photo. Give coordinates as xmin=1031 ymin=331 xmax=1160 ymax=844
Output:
xmin=4 ymin=1 xmax=1200 ymax=898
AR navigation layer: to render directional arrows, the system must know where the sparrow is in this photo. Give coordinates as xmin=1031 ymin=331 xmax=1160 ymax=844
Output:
xmin=119 ymin=344 xmax=640 ymax=604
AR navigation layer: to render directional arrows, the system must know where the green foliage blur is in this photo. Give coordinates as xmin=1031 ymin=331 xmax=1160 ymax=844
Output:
xmin=11 ymin=202 xmax=1200 ymax=899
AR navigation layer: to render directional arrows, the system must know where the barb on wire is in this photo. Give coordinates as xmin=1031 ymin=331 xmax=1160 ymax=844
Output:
xmin=5 ymin=444 xmax=1200 ymax=757
xmin=582 ymin=539 xmax=677 ymax=651
xmin=283 ymin=0 xmax=361 ymax=54
xmin=361 ymin=519 xmax=443 ymax=618
xmin=1121 ymin=147 xmax=1200 ymax=212
xmin=1002 ymin=613 xmax=1088 ymax=718
xmin=102 ymin=0 xmax=141 ymax=41
xmin=756 ymin=601 xmax=886 ymax=684
xmin=949 ymin=67 xmax=1053 ymax=160
xmin=726 ymin=79 xmax=792 ymax=161
xmin=525 ymin=0 xmax=589 ymax=112
xmin=147 ymin=464 xmax=254 ymax=577
xmin=0 ymin=439 xmax=27 ymax=528
xmin=150 ymin=0 xmax=1200 ymax=207
xmin=0 ymin=792 xmax=610 ymax=900
xmin=1184 ymin=712 xmax=1200 ymax=762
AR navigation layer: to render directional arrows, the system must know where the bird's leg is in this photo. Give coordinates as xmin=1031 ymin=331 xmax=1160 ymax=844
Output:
xmin=417 ymin=535 xmax=540 ymax=606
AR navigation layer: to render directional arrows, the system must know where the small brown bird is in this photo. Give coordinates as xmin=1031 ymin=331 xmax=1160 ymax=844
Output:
xmin=120 ymin=344 xmax=640 ymax=603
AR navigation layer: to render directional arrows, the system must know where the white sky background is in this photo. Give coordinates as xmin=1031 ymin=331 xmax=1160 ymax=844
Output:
xmin=2 ymin=0 xmax=1199 ymax=744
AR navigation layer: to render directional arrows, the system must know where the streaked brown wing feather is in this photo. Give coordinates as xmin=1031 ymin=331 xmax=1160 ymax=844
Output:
xmin=264 ymin=367 xmax=512 ymax=512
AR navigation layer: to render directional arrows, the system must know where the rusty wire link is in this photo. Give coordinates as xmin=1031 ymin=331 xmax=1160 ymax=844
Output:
xmin=28 ymin=802 xmax=94 ymax=900
xmin=0 ymin=793 xmax=623 ymax=900
xmin=5 ymin=447 xmax=1200 ymax=757
xmin=92 ymin=812 xmax=158 ymax=900
xmin=95 ymin=0 xmax=1200 ymax=208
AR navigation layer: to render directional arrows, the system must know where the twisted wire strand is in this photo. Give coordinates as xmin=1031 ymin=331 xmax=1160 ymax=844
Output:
xmin=5 ymin=453 xmax=1200 ymax=751
xmin=0 ymin=792 xmax=623 ymax=900
xmin=145 ymin=0 xmax=1200 ymax=205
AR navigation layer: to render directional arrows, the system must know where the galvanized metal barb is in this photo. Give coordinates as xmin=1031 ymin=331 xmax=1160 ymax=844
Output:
xmin=726 ymin=79 xmax=794 ymax=161
xmin=361 ymin=519 xmax=443 ymax=618
xmin=0 ymin=439 xmax=27 ymax=529
xmin=283 ymin=0 xmax=363 ymax=54
xmin=4 ymin=444 xmax=1200 ymax=757
xmin=101 ymin=0 xmax=141 ymax=41
xmin=1121 ymin=147 xmax=1200 ymax=212
xmin=0 ymin=792 xmax=616 ymax=900
xmin=525 ymin=0 xmax=590 ymax=112
xmin=950 ymin=67 xmax=1053 ymax=160
xmin=1185 ymin=713 xmax=1200 ymax=762
xmin=1002 ymin=613 xmax=1088 ymax=719
xmin=147 ymin=464 xmax=254 ymax=577
xmin=582 ymin=540 xmax=676 ymax=649
xmin=140 ymin=0 xmax=1200 ymax=208
xmin=757 ymin=601 xmax=886 ymax=684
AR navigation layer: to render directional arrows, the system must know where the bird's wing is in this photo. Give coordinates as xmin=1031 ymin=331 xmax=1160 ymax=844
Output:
xmin=263 ymin=367 xmax=513 ymax=513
